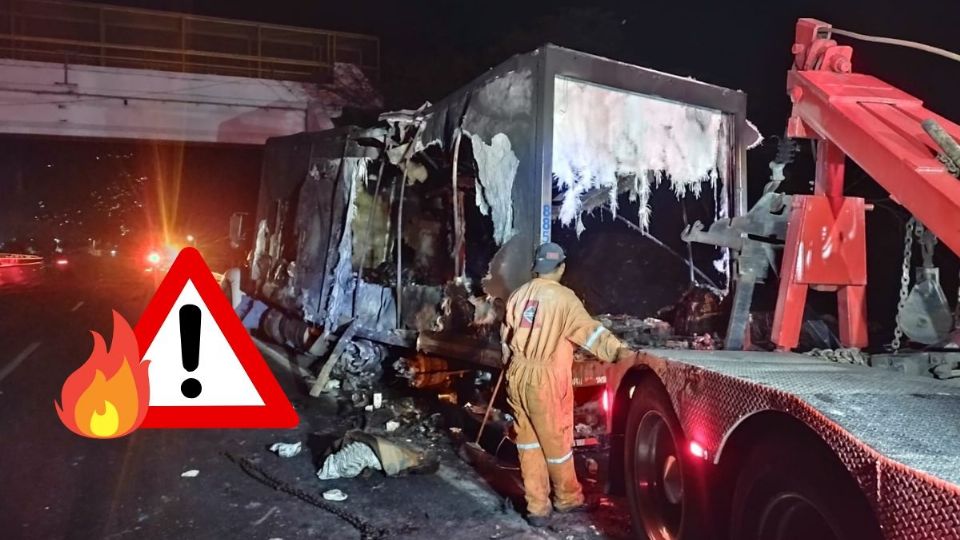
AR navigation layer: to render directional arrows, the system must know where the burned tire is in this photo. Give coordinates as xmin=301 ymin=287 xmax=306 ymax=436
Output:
xmin=729 ymin=433 xmax=881 ymax=540
xmin=624 ymin=378 xmax=705 ymax=540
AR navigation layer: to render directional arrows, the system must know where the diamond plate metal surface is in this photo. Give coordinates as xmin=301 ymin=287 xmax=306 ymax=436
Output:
xmin=637 ymin=349 xmax=960 ymax=540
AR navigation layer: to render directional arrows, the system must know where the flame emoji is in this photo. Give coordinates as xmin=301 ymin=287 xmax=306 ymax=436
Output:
xmin=55 ymin=311 xmax=150 ymax=438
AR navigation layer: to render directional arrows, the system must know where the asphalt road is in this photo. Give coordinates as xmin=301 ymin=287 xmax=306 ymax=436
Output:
xmin=0 ymin=256 xmax=630 ymax=540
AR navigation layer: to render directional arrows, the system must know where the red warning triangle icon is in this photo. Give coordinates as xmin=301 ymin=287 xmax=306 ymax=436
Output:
xmin=135 ymin=247 xmax=298 ymax=428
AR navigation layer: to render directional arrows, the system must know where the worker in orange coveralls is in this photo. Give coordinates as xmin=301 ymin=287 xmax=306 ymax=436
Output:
xmin=501 ymin=242 xmax=631 ymax=527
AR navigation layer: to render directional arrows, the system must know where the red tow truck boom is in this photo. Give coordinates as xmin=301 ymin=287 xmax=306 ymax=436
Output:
xmin=772 ymin=18 xmax=960 ymax=350
xmin=607 ymin=18 xmax=960 ymax=540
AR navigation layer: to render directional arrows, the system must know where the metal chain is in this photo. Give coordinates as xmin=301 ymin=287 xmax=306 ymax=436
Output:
xmin=916 ymin=220 xmax=938 ymax=268
xmin=937 ymin=152 xmax=960 ymax=178
xmin=956 ymin=269 xmax=960 ymax=331
xmin=224 ymin=452 xmax=401 ymax=540
xmin=891 ymin=218 xmax=916 ymax=350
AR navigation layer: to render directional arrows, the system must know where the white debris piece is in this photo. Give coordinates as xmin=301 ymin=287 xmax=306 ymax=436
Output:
xmin=552 ymin=76 xmax=733 ymax=232
xmin=269 ymin=441 xmax=303 ymax=458
xmin=322 ymin=489 xmax=348 ymax=502
xmin=469 ymin=132 xmax=519 ymax=245
xmin=317 ymin=441 xmax=383 ymax=480
xmin=373 ymin=393 xmax=383 ymax=409
xmin=385 ymin=420 xmax=400 ymax=432
xmin=181 ymin=469 xmax=200 ymax=478
xmin=745 ymin=119 xmax=764 ymax=149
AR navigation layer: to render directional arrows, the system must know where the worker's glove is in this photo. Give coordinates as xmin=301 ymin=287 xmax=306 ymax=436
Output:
xmin=614 ymin=347 xmax=636 ymax=364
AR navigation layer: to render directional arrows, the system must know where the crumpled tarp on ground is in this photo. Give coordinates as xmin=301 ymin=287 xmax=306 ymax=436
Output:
xmin=317 ymin=440 xmax=383 ymax=480
xmin=317 ymin=430 xmax=439 ymax=480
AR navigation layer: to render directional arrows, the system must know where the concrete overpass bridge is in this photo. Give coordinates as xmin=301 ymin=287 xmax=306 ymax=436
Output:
xmin=0 ymin=0 xmax=381 ymax=145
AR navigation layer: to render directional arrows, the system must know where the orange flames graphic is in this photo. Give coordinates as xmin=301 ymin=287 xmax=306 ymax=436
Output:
xmin=55 ymin=311 xmax=150 ymax=438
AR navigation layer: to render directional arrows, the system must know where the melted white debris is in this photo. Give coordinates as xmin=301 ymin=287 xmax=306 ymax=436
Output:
xmin=552 ymin=77 xmax=733 ymax=232
xmin=469 ymin=132 xmax=519 ymax=245
xmin=745 ymin=118 xmax=764 ymax=149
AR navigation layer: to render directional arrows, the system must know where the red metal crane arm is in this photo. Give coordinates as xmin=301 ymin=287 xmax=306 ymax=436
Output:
xmin=787 ymin=18 xmax=960 ymax=256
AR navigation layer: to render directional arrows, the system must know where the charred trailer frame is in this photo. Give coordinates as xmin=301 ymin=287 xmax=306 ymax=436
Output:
xmin=242 ymin=45 xmax=752 ymax=383
xmin=408 ymin=45 xmax=751 ymax=357
xmin=408 ymin=43 xmax=750 ymax=291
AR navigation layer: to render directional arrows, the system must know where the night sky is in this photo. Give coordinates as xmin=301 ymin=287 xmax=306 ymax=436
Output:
xmin=86 ymin=0 xmax=960 ymax=127
xmin=2 ymin=0 xmax=959 ymax=342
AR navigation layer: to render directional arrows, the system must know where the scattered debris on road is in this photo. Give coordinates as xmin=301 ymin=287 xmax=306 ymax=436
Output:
xmin=225 ymin=452 xmax=396 ymax=539
xmin=250 ymin=505 xmax=278 ymax=526
xmin=180 ymin=469 xmax=199 ymax=478
xmin=322 ymin=489 xmax=348 ymax=502
xmin=269 ymin=441 xmax=303 ymax=458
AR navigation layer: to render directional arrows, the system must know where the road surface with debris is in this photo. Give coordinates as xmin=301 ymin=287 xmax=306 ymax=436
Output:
xmin=0 ymin=256 xmax=631 ymax=539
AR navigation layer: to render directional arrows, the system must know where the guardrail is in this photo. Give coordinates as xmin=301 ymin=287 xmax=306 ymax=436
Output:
xmin=0 ymin=253 xmax=44 ymax=288
xmin=0 ymin=253 xmax=43 ymax=267
xmin=0 ymin=0 xmax=380 ymax=82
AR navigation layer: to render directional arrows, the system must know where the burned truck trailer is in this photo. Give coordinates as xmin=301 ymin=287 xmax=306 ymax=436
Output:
xmin=244 ymin=45 xmax=743 ymax=376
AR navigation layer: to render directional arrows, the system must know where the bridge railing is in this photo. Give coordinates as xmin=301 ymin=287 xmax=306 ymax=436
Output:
xmin=0 ymin=253 xmax=43 ymax=267
xmin=0 ymin=0 xmax=380 ymax=82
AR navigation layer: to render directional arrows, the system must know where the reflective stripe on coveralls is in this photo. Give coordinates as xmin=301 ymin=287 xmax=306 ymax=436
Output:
xmin=502 ymin=278 xmax=625 ymax=517
xmin=583 ymin=325 xmax=607 ymax=350
xmin=546 ymin=451 xmax=573 ymax=465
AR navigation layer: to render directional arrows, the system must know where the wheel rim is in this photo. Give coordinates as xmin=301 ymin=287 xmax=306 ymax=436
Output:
xmin=633 ymin=411 xmax=683 ymax=540
xmin=756 ymin=492 xmax=841 ymax=540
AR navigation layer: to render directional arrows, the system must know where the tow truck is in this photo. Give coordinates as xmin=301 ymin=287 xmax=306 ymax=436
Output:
xmin=606 ymin=18 xmax=960 ymax=540
xmin=235 ymin=18 xmax=960 ymax=540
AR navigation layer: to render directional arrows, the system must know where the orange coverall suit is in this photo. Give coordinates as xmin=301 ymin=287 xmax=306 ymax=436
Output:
xmin=502 ymin=277 xmax=625 ymax=517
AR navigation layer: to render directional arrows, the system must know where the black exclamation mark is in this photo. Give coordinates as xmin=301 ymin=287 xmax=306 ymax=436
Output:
xmin=179 ymin=304 xmax=202 ymax=398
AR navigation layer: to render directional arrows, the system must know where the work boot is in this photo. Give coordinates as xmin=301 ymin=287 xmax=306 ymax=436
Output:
xmin=555 ymin=498 xmax=598 ymax=514
xmin=526 ymin=513 xmax=552 ymax=528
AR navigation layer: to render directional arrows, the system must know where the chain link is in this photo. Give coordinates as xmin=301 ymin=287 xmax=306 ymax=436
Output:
xmin=937 ymin=152 xmax=960 ymax=178
xmin=916 ymin=220 xmax=939 ymax=269
xmin=891 ymin=218 xmax=916 ymax=351
xmin=956 ymin=268 xmax=960 ymax=331
xmin=224 ymin=452 xmax=399 ymax=539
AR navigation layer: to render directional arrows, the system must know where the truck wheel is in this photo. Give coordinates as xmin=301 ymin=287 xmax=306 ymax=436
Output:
xmin=624 ymin=379 xmax=704 ymax=540
xmin=729 ymin=434 xmax=881 ymax=540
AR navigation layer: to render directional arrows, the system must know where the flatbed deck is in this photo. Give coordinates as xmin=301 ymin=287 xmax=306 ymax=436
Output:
xmin=610 ymin=348 xmax=960 ymax=539
xmin=644 ymin=349 xmax=960 ymax=486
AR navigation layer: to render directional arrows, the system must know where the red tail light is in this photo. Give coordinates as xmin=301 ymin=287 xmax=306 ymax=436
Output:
xmin=55 ymin=258 xmax=69 ymax=266
xmin=689 ymin=441 xmax=708 ymax=460
xmin=602 ymin=389 xmax=610 ymax=413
